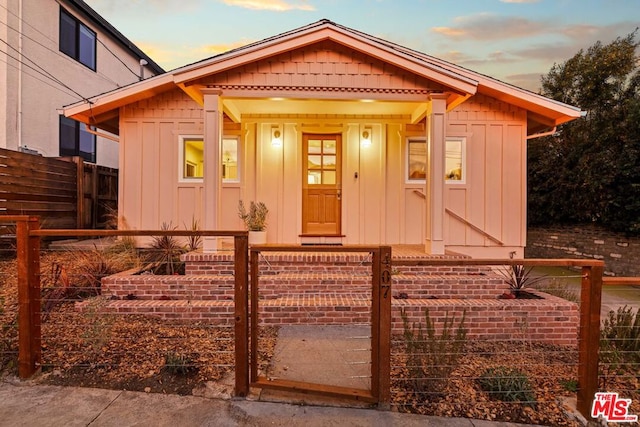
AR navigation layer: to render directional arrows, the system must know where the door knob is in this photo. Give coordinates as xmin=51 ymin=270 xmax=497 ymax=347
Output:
xmin=337 ymin=190 xmax=341 ymax=200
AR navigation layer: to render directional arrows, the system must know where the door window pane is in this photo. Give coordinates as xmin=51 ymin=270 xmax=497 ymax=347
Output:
xmin=308 ymin=155 xmax=322 ymax=169
xmin=308 ymin=171 xmax=321 ymax=184
xmin=308 ymin=139 xmax=322 ymax=154
xmin=323 ymin=171 xmax=336 ymax=185
xmin=323 ymin=139 xmax=336 ymax=154
xmin=323 ymin=155 xmax=336 ymax=168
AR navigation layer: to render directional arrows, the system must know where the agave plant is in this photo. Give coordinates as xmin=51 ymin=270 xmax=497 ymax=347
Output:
xmin=498 ymin=253 xmax=546 ymax=293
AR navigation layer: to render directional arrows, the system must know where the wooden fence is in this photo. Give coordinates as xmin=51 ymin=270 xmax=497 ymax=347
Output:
xmin=0 ymin=148 xmax=117 ymax=229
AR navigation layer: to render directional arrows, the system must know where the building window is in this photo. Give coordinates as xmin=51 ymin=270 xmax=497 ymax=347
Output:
xmin=407 ymin=138 xmax=426 ymax=182
xmin=59 ymin=116 xmax=96 ymax=163
xmin=181 ymin=137 xmax=204 ymax=180
xmin=445 ymin=137 xmax=465 ymax=183
xmin=222 ymin=137 xmax=239 ymax=182
xmin=179 ymin=136 xmax=239 ymax=182
xmin=60 ymin=7 xmax=96 ymax=70
xmin=407 ymin=137 xmax=466 ymax=183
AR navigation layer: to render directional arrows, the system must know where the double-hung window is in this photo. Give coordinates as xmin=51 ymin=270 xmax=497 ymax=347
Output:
xmin=59 ymin=116 xmax=96 ymax=163
xmin=60 ymin=7 xmax=96 ymax=70
xmin=179 ymin=136 xmax=240 ymax=182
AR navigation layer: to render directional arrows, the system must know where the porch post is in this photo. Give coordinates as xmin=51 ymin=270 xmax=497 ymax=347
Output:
xmin=202 ymin=89 xmax=223 ymax=251
xmin=425 ymin=94 xmax=447 ymax=254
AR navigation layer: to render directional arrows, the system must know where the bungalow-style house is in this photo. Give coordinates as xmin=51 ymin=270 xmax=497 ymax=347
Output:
xmin=64 ymin=20 xmax=581 ymax=257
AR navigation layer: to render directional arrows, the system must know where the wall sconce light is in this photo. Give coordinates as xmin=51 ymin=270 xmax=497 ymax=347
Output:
xmin=361 ymin=128 xmax=371 ymax=148
xmin=271 ymin=126 xmax=282 ymax=147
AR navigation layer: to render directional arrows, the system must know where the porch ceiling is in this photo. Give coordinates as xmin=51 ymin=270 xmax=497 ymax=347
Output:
xmin=224 ymin=98 xmax=423 ymax=119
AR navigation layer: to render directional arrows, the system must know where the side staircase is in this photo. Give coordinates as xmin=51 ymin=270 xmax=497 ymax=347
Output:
xmin=89 ymin=246 xmax=579 ymax=345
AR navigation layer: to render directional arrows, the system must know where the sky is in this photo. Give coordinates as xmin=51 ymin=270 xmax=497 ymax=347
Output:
xmin=84 ymin=0 xmax=639 ymax=92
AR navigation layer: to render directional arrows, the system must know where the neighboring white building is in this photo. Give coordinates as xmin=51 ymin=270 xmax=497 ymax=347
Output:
xmin=0 ymin=0 xmax=163 ymax=168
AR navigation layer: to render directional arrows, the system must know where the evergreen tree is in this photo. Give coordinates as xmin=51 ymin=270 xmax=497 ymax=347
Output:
xmin=528 ymin=31 xmax=640 ymax=235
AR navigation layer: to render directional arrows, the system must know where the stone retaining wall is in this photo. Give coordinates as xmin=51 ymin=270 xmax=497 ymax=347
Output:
xmin=526 ymin=225 xmax=640 ymax=276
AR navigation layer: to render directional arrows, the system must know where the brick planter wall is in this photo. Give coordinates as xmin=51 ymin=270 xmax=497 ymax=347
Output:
xmin=88 ymin=271 xmax=578 ymax=346
xmin=526 ymin=225 xmax=640 ymax=276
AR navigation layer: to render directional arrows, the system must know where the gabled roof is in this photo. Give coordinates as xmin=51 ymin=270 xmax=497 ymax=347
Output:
xmin=64 ymin=19 xmax=581 ymax=134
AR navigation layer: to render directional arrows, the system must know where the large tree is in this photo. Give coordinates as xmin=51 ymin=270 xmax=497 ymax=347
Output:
xmin=528 ymin=31 xmax=640 ymax=235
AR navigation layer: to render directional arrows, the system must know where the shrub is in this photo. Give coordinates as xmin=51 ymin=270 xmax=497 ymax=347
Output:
xmin=479 ymin=366 xmax=536 ymax=405
xmin=163 ymin=351 xmax=197 ymax=375
xmin=401 ymin=308 xmax=467 ymax=398
xmin=147 ymin=222 xmax=186 ymax=275
xmin=600 ymin=305 xmax=640 ymax=388
xmin=238 ymin=200 xmax=268 ymax=231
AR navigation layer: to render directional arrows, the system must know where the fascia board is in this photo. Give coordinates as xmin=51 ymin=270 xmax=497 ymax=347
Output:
xmin=63 ymin=74 xmax=175 ymax=118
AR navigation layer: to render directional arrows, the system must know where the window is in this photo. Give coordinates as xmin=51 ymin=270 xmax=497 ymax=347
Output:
xmin=60 ymin=7 xmax=96 ymax=70
xmin=179 ymin=136 xmax=240 ymax=182
xmin=59 ymin=116 xmax=96 ymax=163
xmin=407 ymin=138 xmax=426 ymax=181
xmin=445 ymin=138 xmax=465 ymax=183
xmin=182 ymin=137 xmax=204 ymax=179
xmin=406 ymin=137 xmax=466 ymax=183
xmin=222 ymin=137 xmax=239 ymax=182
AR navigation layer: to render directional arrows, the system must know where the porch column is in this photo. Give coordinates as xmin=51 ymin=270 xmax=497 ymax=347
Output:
xmin=425 ymin=94 xmax=447 ymax=254
xmin=202 ymin=89 xmax=223 ymax=252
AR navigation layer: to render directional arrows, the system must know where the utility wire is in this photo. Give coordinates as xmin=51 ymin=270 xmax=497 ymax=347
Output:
xmin=0 ymin=55 xmax=77 ymax=98
xmin=0 ymin=36 xmax=88 ymax=101
xmin=0 ymin=16 xmax=123 ymax=88
xmin=0 ymin=3 xmax=142 ymax=86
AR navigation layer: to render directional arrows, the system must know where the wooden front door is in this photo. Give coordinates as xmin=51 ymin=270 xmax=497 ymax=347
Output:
xmin=302 ymin=134 xmax=342 ymax=235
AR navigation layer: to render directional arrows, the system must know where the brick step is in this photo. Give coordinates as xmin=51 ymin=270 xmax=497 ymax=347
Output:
xmin=101 ymin=274 xmax=235 ymax=301
xmin=102 ymin=270 xmax=510 ymax=301
xmin=182 ymin=251 xmax=489 ymax=276
xmin=76 ymin=299 xmax=235 ymax=324
xmin=258 ymin=272 xmax=509 ymax=300
xmin=75 ymin=290 xmax=579 ymax=345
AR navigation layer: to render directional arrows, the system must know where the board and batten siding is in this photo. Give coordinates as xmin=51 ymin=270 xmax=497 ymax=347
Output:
xmin=445 ymin=94 xmax=528 ymax=257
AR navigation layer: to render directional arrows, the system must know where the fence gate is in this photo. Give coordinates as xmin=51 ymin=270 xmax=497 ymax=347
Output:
xmin=245 ymin=245 xmax=391 ymax=406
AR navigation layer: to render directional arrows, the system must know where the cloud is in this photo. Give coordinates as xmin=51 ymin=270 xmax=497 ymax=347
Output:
xmin=431 ymin=13 xmax=552 ymax=41
xmin=504 ymin=73 xmax=544 ymax=92
xmin=220 ymin=0 xmax=315 ymax=11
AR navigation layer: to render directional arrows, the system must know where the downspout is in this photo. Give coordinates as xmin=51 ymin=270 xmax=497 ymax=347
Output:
xmin=17 ymin=0 xmax=23 ymax=150
xmin=526 ymin=126 xmax=557 ymax=140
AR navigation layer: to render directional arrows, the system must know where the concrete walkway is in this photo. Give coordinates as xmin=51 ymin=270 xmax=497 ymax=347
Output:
xmin=0 ymin=378 xmax=544 ymax=427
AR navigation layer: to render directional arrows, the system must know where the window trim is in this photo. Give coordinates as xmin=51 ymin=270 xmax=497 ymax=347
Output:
xmin=178 ymin=135 xmax=241 ymax=184
xmin=59 ymin=6 xmax=96 ymax=71
xmin=178 ymin=135 xmax=204 ymax=183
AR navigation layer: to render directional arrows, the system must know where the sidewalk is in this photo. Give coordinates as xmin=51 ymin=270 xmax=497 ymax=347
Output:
xmin=0 ymin=378 xmax=546 ymax=427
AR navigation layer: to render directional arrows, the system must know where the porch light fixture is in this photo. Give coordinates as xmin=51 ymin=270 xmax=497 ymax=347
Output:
xmin=271 ymin=126 xmax=282 ymax=147
xmin=361 ymin=129 xmax=371 ymax=148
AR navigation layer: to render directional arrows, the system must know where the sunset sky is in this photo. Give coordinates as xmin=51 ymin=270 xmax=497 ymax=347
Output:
xmin=85 ymin=0 xmax=639 ymax=92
